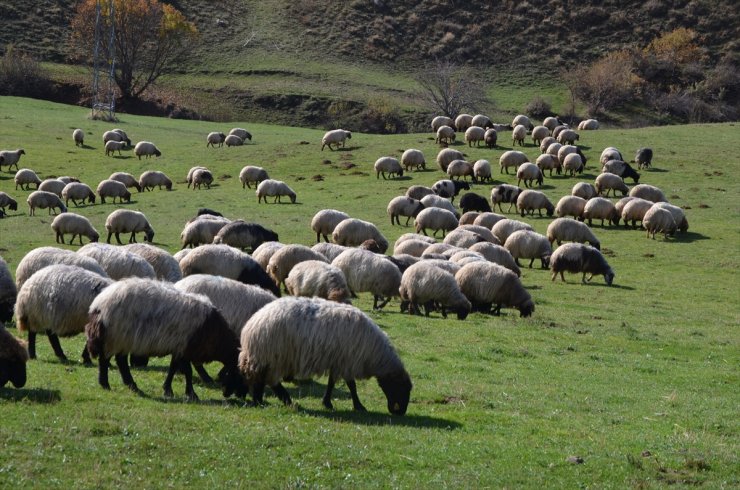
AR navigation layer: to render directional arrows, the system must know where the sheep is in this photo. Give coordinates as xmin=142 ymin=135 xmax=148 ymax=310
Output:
xmin=85 ymin=278 xmax=247 ymax=401
xmin=557 ymin=129 xmax=580 ymax=145
xmin=105 ymin=140 xmax=126 ymax=156
xmin=185 ymin=166 xmax=207 ymax=188
xmin=124 ymin=243 xmax=182 ymax=282
xmin=0 ymin=149 xmax=25 ymax=172
xmin=470 ymin=114 xmax=493 ymax=128
xmin=0 ymin=192 xmax=18 ymax=215
xmin=239 ymin=166 xmax=269 ymax=189
xmin=550 ymin=243 xmax=614 ymax=285
xmin=252 ymin=241 xmax=286 ymax=270
xmin=173 ymin=249 xmax=191 ymax=264
xmin=447 ymin=159 xmax=475 ymax=182
xmin=71 ymin=129 xmax=85 ymax=147
xmin=531 ymin=125 xmax=549 ymax=145
xmin=443 ymin=229 xmax=485 ymax=248
xmin=431 ymin=179 xmax=469 ymax=201
xmin=105 ymin=209 xmax=154 ymax=244
xmin=583 ymin=197 xmax=620 ymax=226
xmin=465 ymin=126 xmax=485 ymax=147
xmin=310 ymin=209 xmax=350 ymax=243
xmin=447 ymin=250 xmax=484 ymax=265
xmin=499 ymin=150 xmax=528 ymax=174
xmin=77 ymin=243 xmax=156 ymax=280
xmin=399 ymin=262 xmax=470 ymax=319
xmin=455 ymin=262 xmax=534 ymax=316
xmin=229 ymin=128 xmax=252 ymax=141
xmin=108 ymin=172 xmax=142 ymax=193
xmin=635 ymin=148 xmax=653 ymax=169
xmin=14 ymin=168 xmax=41 ymax=190
xmin=421 ymin=242 xmax=459 ymax=258
xmin=284 ymin=261 xmax=351 ymax=303
xmin=459 ymin=192 xmax=492 ymax=213
xmin=557 ymin=145 xmax=580 ymax=165
xmin=457 ymin=224 xmax=499 ymax=244
xmin=62 ymin=182 xmax=96 ymax=207
xmin=652 ymin=202 xmax=688 ymax=232
xmin=15 ymin=264 xmax=112 ymax=363
xmin=512 ymin=124 xmax=527 ymax=146
xmin=484 ymin=128 xmax=498 ymax=149
xmin=206 ymin=132 xmax=226 ymax=148
xmin=516 ymin=190 xmax=554 ymax=217
xmin=331 ymin=218 xmax=388 ymax=253
xmin=539 ymin=136 xmax=557 ymax=153
xmin=516 ymin=162 xmax=544 ymax=188
xmin=393 ymin=238 xmax=432 ymax=257
xmin=393 ymin=232 xmax=436 ymax=249
xmin=387 ymin=196 xmax=424 ymax=226
xmin=239 ymin=296 xmax=412 ymax=413
xmin=179 ymin=244 xmax=280 ymax=296
xmin=543 ymin=116 xmax=562 ymax=132
xmin=642 ymin=206 xmax=677 ymax=239
xmin=595 ymin=173 xmax=629 ymax=197
xmin=504 ymin=230 xmax=552 ymax=269
xmin=133 ymin=141 xmax=161 ymax=159
xmin=600 ymin=147 xmax=623 ymax=165
xmin=562 ymin=153 xmax=584 ymax=176
xmin=374 ymin=156 xmax=404 ymax=179
xmin=405 ymin=185 xmax=435 ymax=201
xmin=473 ymin=212 xmax=506 ymax=228
xmin=256 ymin=179 xmax=296 ymax=204
xmin=630 ymin=184 xmax=667 ymax=203
xmin=454 ymin=113 xmax=473 ymax=132
xmin=413 ymin=207 xmax=458 ymax=237
xmin=191 ymin=168 xmax=213 ymax=190
xmin=546 ymin=142 xmax=562 ymax=158
xmin=555 ymin=195 xmax=587 ymax=220
xmin=512 ymin=114 xmax=533 ymax=130
xmin=552 ymin=125 xmax=568 ymax=140
xmin=572 ymin=182 xmax=598 ymax=200
xmin=96 ymin=179 xmax=131 ymax=204
xmin=431 ymin=116 xmax=454 ymax=132
xmin=27 ymin=191 xmax=67 ymax=216
xmin=536 ymin=154 xmax=560 ymax=177
xmin=436 ymin=148 xmax=464 ymax=172
xmin=459 ymin=211 xmax=480 ymax=225
xmin=51 ymin=213 xmax=99 ymax=245
xmin=212 ymin=221 xmax=278 ymax=251
xmin=139 ymin=170 xmax=172 ymax=191
xmin=225 ymin=134 xmax=244 ymax=147
xmin=435 ymin=125 xmax=456 ymax=145
xmin=578 ymin=119 xmax=599 ymax=130
xmin=490 ymin=184 xmax=523 ymax=213
xmin=468 ymin=242 xmax=521 ymax=276
xmin=620 ymin=197 xmax=654 ymax=228
xmin=469 ymin=161 xmax=492 ymax=185
xmin=0 ymin=256 xmax=17 ymax=325
xmin=546 ymin=218 xmax=601 ymax=249
xmin=311 ymin=242 xmax=348 ymax=263
xmin=321 ymin=129 xmax=352 ymax=151
xmin=331 ymin=248 xmax=402 ymax=310
xmin=420 ymin=194 xmax=459 ymax=217
xmin=400 ymin=149 xmax=426 ymax=172
xmin=491 ymin=218 xmax=534 ymax=244
xmin=267 ymin=245 xmax=329 ymax=291
xmin=180 ymin=215 xmax=231 ymax=248
xmin=15 ymin=247 xmax=108 ymax=290
xmin=602 ymin=159 xmax=641 ymax=184
xmin=103 ymin=130 xmax=130 ymax=146
xmin=0 ymin=327 xmax=28 ymax=388
xmin=38 ymin=178 xmax=66 ymax=197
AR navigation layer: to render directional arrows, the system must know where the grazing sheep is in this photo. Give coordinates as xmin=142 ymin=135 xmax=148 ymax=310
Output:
xmin=473 ymin=212 xmax=506 ymax=228
xmin=180 ymin=215 xmax=231 ymax=248
xmin=472 ymin=159 xmax=492 ymax=183
xmin=531 ymin=125 xmax=549 ymax=145
xmin=459 ymin=211 xmax=480 ymax=225
xmin=96 ymin=180 xmax=132 ymax=204
xmin=499 ymin=150 xmax=529 ymax=174
xmin=512 ymin=114 xmax=533 ymax=130
xmin=256 ymin=179 xmax=296 ymax=204
xmin=332 ymin=248 xmax=402 ymax=310
xmin=431 ymin=116 xmax=454 ymax=132
xmin=555 ymin=195 xmax=587 ymax=220
xmin=516 ymin=189 xmax=554 ymax=217
xmin=602 ymin=159 xmax=640 ymax=184
xmin=447 ymin=250 xmax=484 ymax=265
xmin=652 ymin=202 xmax=688 ymax=232
xmin=73 ymin=129 xmax=84 ymax=146
xmin=491 ymin=218 xmax=534 ymax=245
xmin=0 ymin=149 xmax=26 ymax=172
xmin=583 ymin=197 xmax=620 ymax=226
xmin=459 ymin=192 xmax=492 ymax=213
xmin=103 ymin=130 xmax=130 ymax=146
xmin=27 ymin=191 xmax=67 ymax=216
xmin=139 ymin=170 xmax=172 ymax=191
xmin=331 ymin=218 xmax=388 ymax=252
xmin=465 ymin=126 xmax=486 ymax=147
xmin=539 ymin=136 xmax=557 ymax=153
xmin=239 ymin=297 xmax=412 ymax=413
xmin=490 ymin=184 xmax=523 ymax=213
xmin=546 ymin=142 xmax=562 ymax=158
xmin=504 ymin=230 xmax=552 ymax=268
xmin=252 ymin=241 xmax=286 ymax=270
xmin=0 ymin=327 xmax=28 ymax=388
xmin=536 ymin=154 xmax=561 ymax=177
xmin=284 ymin=261 xmax=351 ymax=303
xmin=311 ymin=242 xmax=348 ymax=263
xmin=191 ymin=168 xmax=213 ymax=190
xmin=39 ymin=179 xmax=66 ymax=197
xmin=546 ymin=218 xmax=601 ymax=249
xmin=562 ymin=153 xmax=584 ymax=176
xmin=58 ymin=176 xmax=81 ymax=184
xmin=267 ymin=245 xmax=329 ymax=291
xmin=484 ymin=128 xmax=498 ymax=149
xmin=393 ymin=238 xmax=432 ymax=257
xmin=399 ymin=262 xmax=470 ymax=319
xmin=436 ymin=148 xmax=464 ymax=172
xmin=550 ymin=243 xmax=614 ymax=285
xmin=62 ymin=182 xmax=96 ymax=207
xmin=393 ymin=232 xmax=436 ymax=249
xmin=78 ymin=243 xmax=156 ymax=280
xmin=14 ymin=168 xmax=41 ymax=190
xmin=224 ymin=134 xmax=244 ymax=147
xmin=572 ymin=182 xmax=598 ymax=200
xmin=578 ymin=119 xmax=599 ymax=130
xmin=0 ymin=192 xmax=18 ymax=214
xmin=467 ymin=242 xmax=521 ymax=275
xmin=620 ymin=197 xmax=654 ymax=228
xmin=543 ymin=116 xmax=562 ymax=132
xmin=443 ymin=229 xmax=485 ymax=248
xmin=557 ymin=129 xmax=579 ymax=145
xmin=51 ymin=213 xmax=99 ymax=245
xmin=512 ymin=124 xmax=527 ymax=146
xmin=133 ymin=141 xmax=161 ymax=159
xmin=405 ymin=185 xmax=435 ymax=201
xmin=1 ymin=256 xmax=17 ymax=325
xmin=374 ymin=156 xmax=404 ymax=179
xmin=643 ymin=206 xmax=677 ymax=239
xmin=457 ymin=223 xmax=499 ymax=243
xmin=124 ymin=243 xmax=182 ymax=282
xmin=15 ymin=264 xmax=112 ymax=362
xmin=212 ymin=221 xmax=278 ymax=252
xmin=86 ymin=278 xmax=247 ymax=401
xmin=105 ymin=140 xmax=126 ymax=156
xmin=455 ymin=262 xmax=534 ymax=316
xmin=105 ymin=209 xmax=154 ymax=244
xmin=15 ymin=247 xmax=108 ymax=290
xmin=109 ymin=172 xmax=142 ymax=192
xmin=517 ymin=162 xmax=544 ymax=188
xmin=431 ymin=179 xmax=469 ymax=201
xmin=421 ymin=242 xmax=459 ymax=258
xmin=595 ymin=172 xmax=629 ymax=197
xmin=387 ymin=196 xmax=424 ymax=226
xmin=311 ymin=209 xmax=350 ymax=243
xmin=400 ymin=149 xmax=426 ymax=171
xmin=447 ymin=159 xmax=475 ymax=182
xmin=321 ymin=129 xmax=352 ymax=151
xmin=557 ymin=145 xmax=585 ymax=166
xmin=471 ymin=114 xmax=493 ymax=128
xmin=186 ymin=166 xmax=207 ymax=188
xmin=173 ymin=249 xmax=191 ymax=264
xmin=413 ymin=207 xmax=458 ymax=238
xmin=552 ymin=125 xmax=568 ymax=140
xmin=629 ymin=184 xmax=666 ymax=203
xmin=454 ymin=113 xmax=473 ymax=132
xmin=600 ymin=147 xmax=623 ymax=165
xmin=635 ymin=148 xmax=653 ymax=169
xmin=229 ymin=128 xmax=252 ymax=141
xmin=239 ymin=166 xmax=269 ymax=189
xmin=421 ymin=193 xmax=460 ymax=216
xmin=435 ymin=125 xmax=456 ymax=145
xmin=206 ymin=132 xmax=226 ymax=148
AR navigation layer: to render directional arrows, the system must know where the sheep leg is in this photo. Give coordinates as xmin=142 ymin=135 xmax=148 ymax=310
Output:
xmin=194 ymin=363 xmax=215 ymax=385
xmin=114 ymin=232 xmax=123 ymax=245
xmin=322 ymin=373 xmax=335 ymax=409
xmin=251 ymin=382 xmax=266 ymax=405
xmin=27 ymin=331 xmax=37 ymax=359
xmin=129 ymin=232 xmax=136 ymax=243
xmin=404 ymin=216 xmax=412 ymax=226
xmin=46 ymin=331 xmax=68 ymax=361
xmin=163 ymin=357 xmax=178 ymax=397
xmin=374 ymin=295 xmax=390 ymax=310
xmin=492 ymin=304 xmax=502 ymax=316
xmin=98 ymin=356 xmax=111 ymax=390
xmin=81 ymin=345 xmax=92 ymax=366
xmin=115 ymin=354 xmax=141 ymax=394
xmin=271 ymin=383 xmax=292 ymax=405
xmin=179 ymin=360 xmax=199 ymax=402
xmin=582 ymin=273 xmax=588 ymax=284
xmin=529 ymin=258 xmax=535 ymax=268
xmin=345 ymin=379 xmax=366 ymax=412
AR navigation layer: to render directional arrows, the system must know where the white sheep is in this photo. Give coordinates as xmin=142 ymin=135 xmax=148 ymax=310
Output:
xmin=414 ymin=207 xmax=458 ymax=237
xmin=38 ymin=179 xmax=66 ymax=197
xmin=531 ymin=125 xmax=549 ymax=145
xmin=206 ymin=132 xmax=226 ymax=148
xmin=387 ymin=196 xmax=425 ymax=226
xmin=550 ymin=243 xmax=614 ymax=285
xmin=332 ymin=248 xmax=402 ymax=310
xmin=239 ymin=166 xmax=269 ymax=189
xmin=601 ymin=159 xmax=641 ymax=183
xmin=447 ymin=159 xmax=475 ymax=182
xmin=471 ymin=114 xmax=493 ymax=128
xmin=539 ymin=136 xmax=556 ymax=153
xmin=331 ymin=218 xmax=388 ymax=252
xmin=310 ymin=209 xmax=350 ymax=243
xmin=0 ymin=149 xmax=26 ymax=172
xmin=491 ymin=218 xmax=534 ymax=244
xmin=392 ymin=238 xmax=432 ymax=257
xmin=105 ymin=209 xmax=154 ymax=244
xmin=393 ymin=232 xmax=436 ymax=249
xmin=620 ymin=197 xmax=653 ymax=228
xmin=185 ymin=166 xmax=207 ymax=188
xmin=595 ymin=173 xmax=629 ymax=197
xmin=96 ymin=179 xmax=132 ymax=204
xmin=642 ymin=207 xmax=676 ymax=239
xmin=516 ymin=162 xmax=543 ymax=188
xmin=73 ymin=129 xmax=84 ymax=146
xmin=442 ymin=229 xmax=485 ymax=248
xmin=62 ymin=182 xmax=96 ymax=207
xmin=27 ymin=191 xmax=67 ymax=216
xmin=536 ymin=154 xmax=560 ymax=177
xmin=103 ymin=130 xmax=130 ymax=146
xmin=455 ymin=261 xmax=534 ymax=317
xmin=321 ymin=129 xmax=352 ymax=151
xmin=555 ymin=195 xmax=587 ymax=220
xmin=600 ymin=147 xmax=623 ymax=165
xmin=105 ymin=140 xmax=126 ymax=156
xmin=421 ymin=242 xmax=459 ymax=258
xmin=572 ymin=182 xmax=598 ymax=200
xmin=512 ymin=124 xmax=527 ymax=146
xmin=256 ymin=179 xmax=296 ymax=204
xmin=179 ymin=215 xmax=230 ymax=248
xmin=516 ymin=189 xmax=554 ymax=217
xmin=629 ymin=184 xmax=667 ymax=203
xmin=191 ymin=168 xmax=213 ymax=190
xmin=399 ymin=262 xmax=471 ymax=319
xmin=14 ymin=246 xmax=108 ymax=290
xmin=124 ymin=243 xmax=182 ymax=282
xmin=267 ymin=244 xmax=329 ymax=291
xmin=284 ymin=260 xmax=352 ymax=303
xmin=133 ymin=141 xmax=161 ymax=159
xmin=447 ymin=250 xmax=484 ymax=265
xmin=109 ymin=172 xmax=142 ymax=192
xmin=546 ymin=142 xmax=562 ymax=158
xmin=484 ymin=128 xmax=498 ymax=148
xmin=512 ymin=114 xmax=533 ymax=129
xmin=464 ymin=126 xmax=485 ymax=147
xmin=652 ymin=202 xmax=688 ymax=232
xmin=473 ymin=212 xmax=506 ymax=228
xmin=458 ymin=224 xmax=499 ymax=243
xmin=473 ymin=159 xmax=492 ymax=183
xmin=435 ymin=125 xmax=456 ymax=145
xmin=252 ymin=241 xmax=285 ymax=270
xmin=557 ymin=129 xmax=580 ymax=145
xmin=139 ymin=170 xmax=172 ymax=191
xmin=14 ymin=168 xmax=41 ymax=190
xmin=229 ymin=128 xmax=252 ymax=141
xmin=225 ymin=134 xmax=244 ymax=147
xmin=431 ymin=116 xmax=454 ymax=132
xmin=542 ymin=116 xmax=562 ymax=131
xmin=503 ymin=230 xmax=552 ymax=269
xmin=436 ymin=148 xmax=464 ymax=172
xmin=578 ymin=119 xmax=599 ymax=130
xmin=562 ymin=153 xmax=584 ymax=176
xmin=51 ymin=213 xmax=99 ymax=245
xmin=499 ymin=150 xmax=528 ymax=174
xmin=374 ymin=156 xmax=404 ymax=179
xmin=459 ymin=211 xmax=480 ymax=225
xmin=400 ymin=149 xmax=426 ymax=171
xmin=454 ymin=113 xmax=473 ymax=132
xmin=311 ymin=242 xmax=349 ymax=263
xmin=546 ymin=218 xmax=601 ymax=249
xmin=405 ymin=185 xmax=435 ymax=200
xmin=467 ymin=242 xmax=521 ymax=276
xmin=77 ymin=242 xmax=156 ymax=280
xmin=583 ymin=197 xmax=620 ymax=226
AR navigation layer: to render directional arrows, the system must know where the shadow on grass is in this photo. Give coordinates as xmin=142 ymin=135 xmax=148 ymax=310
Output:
xmin=646 ymin=167 xmax=669 ymax=173
xmin=0 ymin=386 xmax=62 ymax=403
xmin=297 ymin=406 xmax=463 ymax=428
xmin=673 ymin=231 xmax=709 ymax=243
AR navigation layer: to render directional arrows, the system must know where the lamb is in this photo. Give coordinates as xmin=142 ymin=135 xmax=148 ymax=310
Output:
xmin=455 ymin=262 xmax=534 ymax=317
xmin=484 ymin=128 xmax=498 ymax=149
xmin=191 ymin=168 xmax=213 ymax=190
xmin=546 ymin=218 xmax=601 ymax=249
xmin=454 ymin=113 xmax=473 ymax=132
xmin=105 ymin=140 xmax=126 ymax=156
xmin=490 ymin=184 xmax=523 ymax=213
xmin=491 ymin=219 xmax=534 ymax=244
xmin=473 ymin=159 xmax=492 ymax=183
xmin=468 ymin=242 xmax=522 ymax=276
xmin=642 ymin=206 xmax=676 ymax=239
xmin=229 ymin=128 xmax=252 ymax=141
xmin=431 ymin=179 xmax=469 ymax=201
xmin=539 ymin=136 xmax=556 ymax=153
xmin=415 ymin=207 xmax=458 ymax=237
xmin=557 ymin=129 xmax=580 ymax=145
xmin=635 ymin=148 xmax=653 ymax=169
xmin=321 ymin=129 xmax=352 ymax=151
xmin=531 ymin=125 xmax=549 ymax=145
xmin=15 ymin=264 xmax=112 ymax=363
xmin=447 ymin=159 xmax=475 ymax=181
xmin=387 ymin=196 xmax=424 ymax=226
xmin=436 ymin=148 xmax=464 ymax=172
xmin=595 ymin=173 xmax=629 ymax=197
xmin=516 ymin=189 xmax=554 ymax=217
xmin=0 ymin=327 xmax=28 ymax=388
xmin=620 ymin=197 xmax=654 ymax=228
xmin=310 ymin=209 xmax=350 ymax=242
xmin=267 ymin=245 xmax=329 ymax=291
xmin=431 ymin=116 xmax=454 ymax=132
xmin=578 ymin=119 xmax=599 ymax=130
xmin=256 ymin=179 xmax=296 ymax=204
xmin=103 ymin=130 xmax=130 ymax=146
xmin=252 ymin=241 xmax=285 ymax=270
xmin=0 ymin=192 xmax=18 ymax=214
xmin=499 ymin=150 xmax=528 ymax=174
xmin=583 ymin=197 xmax=620 ymax=226
xmin=435 ymin=125 xmax=456 ymax=145
xmin=536 ymin=154 xmax=560 ymax=177
xmin=239 ymin=166 xmax=269 ymax=189
xmin=27 ymin=191 xmax=67 ymax=216
xmin=77 ymin=243 xmax=157 ymax=280
xmin=133 ymin=141 xmax=161 ymax=159
xmin=562 ymin=153 xmax=584 ymax=176
xmin=15 ymin=246 xmax=108 ymax=290
xmin=405 ymin=185 xmax=435 ymax=200
xmin=331 ymin=248 xmax=402 ymax=310
xmin=629 ymin=184 xmax=666 ymax=203
xmin=512 ymin=114 xmax=533 ymax=130
xmin=602 ymin=159 xmax=640 ymax=184
xmin=206 ymin=132 xmax=226 ymax=148
xmin=284 ymin=261 xmax=351 ymax=303
xmin=139 ymin=170 xmax=172 ymax=191
xmin=0 ymin=149 xmax=25 ymax=172
xmin=0 ymin=256 xmax=17 ymax=325
xmin=62 ymin=182 xmax=96 ymax=207
xmin=393 ymin=238 xmax=432 ymax=257
xmin=399 ymin=262 xmax=470 ymax=319
xmin=73 ymin=129 xmax=85 ymax=146
xmin=38 ymin=179 xmax=66 ymax=196
xmin=555 ymin=195 xmax=587 ymax=220
xmin=550 ymin=243 xmax=614 ymax=285
xmin=51 ymin=213 xmax=100 ymax=245
xmin=572 ymin=182 xmax=598 ymax=200
xmin=96 ymin=179 xmax=132 ymax=204
xmin=238 ymin=296 xmax=412 ymax=413
xmin=180 ymin=215 xmax=231 ymax=248
xmin=652 ymin=202 xmax=688 ymax=232
xmin=459 ymin=192 xmax=492 ymax=213
xmin=465 ymin=126 xmax=485 ymax=147
xmin=85 ymin=278 xmax=247 ymax=401
xmin=374 ymin=156 xmax=404 ymax=179
xmin=504 ymin=230 xmax=552 ymax=269
xmin=516 ymin=162 xmax=544 ymax=188
xmin=14 ymin=168 xmax=41 ymax=190
xmin=105 ymin=209 xmax=154 ymax=244
xmin=599 ymin=147 xmax=623 ymax=165
xmin=400 ymin=149 xmax=426 ymax=171
xmin=311 ymin=242 xmax=348 ymax=263
xmin=124 ymin=243 xmax=182 ymax=282
xmin=512 ymin=124 xmax=527 ymax=146
xmin=473 ymin=212 xmax=506 ymax=228
xmin=109 ymin=172 xmax=142 ymax=192
xmin=212 ymin=220 xmax=278 ymax=251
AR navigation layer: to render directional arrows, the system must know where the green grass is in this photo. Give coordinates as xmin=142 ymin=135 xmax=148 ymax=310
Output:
xmin=0 ymin=97 xmax=738 ymax=487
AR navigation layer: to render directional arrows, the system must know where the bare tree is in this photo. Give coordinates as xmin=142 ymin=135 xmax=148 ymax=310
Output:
xmin=416 ymin=60 xmax=485 ymax=118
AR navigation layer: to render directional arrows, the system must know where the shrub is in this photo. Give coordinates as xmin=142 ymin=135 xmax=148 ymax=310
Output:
xmin=525 ymin=96 xmax=552 ymax=119
xmin=0 ymin=45 xmax=51 ymax=97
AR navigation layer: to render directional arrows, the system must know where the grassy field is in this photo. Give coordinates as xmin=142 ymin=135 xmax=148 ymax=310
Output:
xmin=0 ymin=97 xmax=738 ymax=488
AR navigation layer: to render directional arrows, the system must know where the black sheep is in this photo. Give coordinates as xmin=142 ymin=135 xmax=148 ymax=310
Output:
xmin=459 ymin=192 xmax=492 ymax=213
xmin=0 ymin=327 xmax=28 ymax=389
xmin=635 ymin=148 xmax=653 ymax=169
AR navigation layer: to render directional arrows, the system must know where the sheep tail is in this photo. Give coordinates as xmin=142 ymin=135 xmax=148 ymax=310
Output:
xmin=85 ymin=310 xmax=106 ymax=359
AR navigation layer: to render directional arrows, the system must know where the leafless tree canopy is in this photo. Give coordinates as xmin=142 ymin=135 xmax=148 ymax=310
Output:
xmin=416 ymin=60 xmax=485 ymax=118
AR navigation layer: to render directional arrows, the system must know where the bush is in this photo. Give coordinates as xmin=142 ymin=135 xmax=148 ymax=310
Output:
xmin=525 ymin=96 xmax=552 ymax=119
xmin=0 ymin=45 xmax=51 ymax=97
